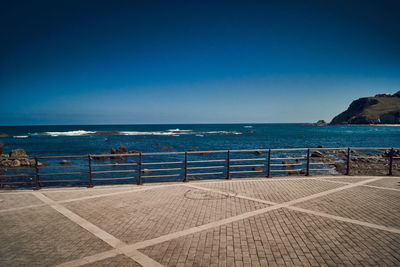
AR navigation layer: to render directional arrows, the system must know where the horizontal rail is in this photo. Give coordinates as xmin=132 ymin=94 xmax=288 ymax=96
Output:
xmin=142 ymin=168 xmax=182 ymax=172
xmin=0 ymin=181 xmax=32 ymax=185
xmin=39 ymin=171 xmax=88 ymax=176
xmin=188 ymin=172 xmax=224 ymax=176
xmin=142 ymin=174 xmax=181 ymax=178
xmin=91 ymin=163 xmax=137 ymax=167
xmin=92 ymin=177 xmax=136 ymax=181
xmin=270 ymin=157 xmax=305 ymax=160
xmin=91 ymin=170 xmax=136 ymax=174
xmin=309 ymin=168 xmax=335 ymax=171
xmin=0 ymin=173 xmax=34 ymax=178
xmin=270 ymin=169 xmax=303 ymax=172
xmin=188 ymin=159 xmax=226 ymax=163
xmin=270 ymin=163 xmax=303 ymax=166
xmin=39 ymin=165 xmax=88 ymax=169
xmin=39 ymin=179 xmax=87 ymax=183
xmin=230 ymin=158 xmax=266 ymax=162
xmin=187 ymin=166 xmax=225 ymax=170
xmin=142 ymin=161 xmax=184 ymax=165
xmin=230 ymin=170 xmax=264 ymax=174
xmin=230 ymin=164 xmax=264 ymax=168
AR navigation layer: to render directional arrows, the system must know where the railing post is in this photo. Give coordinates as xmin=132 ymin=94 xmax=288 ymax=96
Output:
xmin=226 ymin=150 xmax=231 ymax=180
xmin=184 ymin=152 xmax=188 ymax=182
xmin=88 ymin=155 xmax=93 ymax=188
xmin=34 ymin=156 xmax=40 ymax=190
xmin=306 ymin=149 xmax=310 ymax=176
xmin=267 ymin=149 xmax=271 ymax=178
xmin=138 ymin=152 xmax=142 ymax=185
xmin=388 ymin=148 xmax=393 ymax=176
xmin=346 ymin=147 xmax=351 ymax=175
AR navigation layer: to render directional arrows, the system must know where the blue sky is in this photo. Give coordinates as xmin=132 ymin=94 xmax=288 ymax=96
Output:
xmin=1 ymin=0 xmax=400 ymax=125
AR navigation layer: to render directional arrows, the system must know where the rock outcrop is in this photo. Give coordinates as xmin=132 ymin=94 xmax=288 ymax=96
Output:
xmin=316 ymin=120 xmax=327 ymax=126
xmin=0 ymin=149 xmax=37 ymax=168
xmin=330 ymin=91 xmax=400 ymax=124
xmin=110 ymin=145 xmax=128 ymax=160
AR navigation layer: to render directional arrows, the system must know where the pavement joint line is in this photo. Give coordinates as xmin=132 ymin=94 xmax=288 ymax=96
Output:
xmin=361 ymin=184 xmax=400 ymax=192
xmin=184 ymin=184 xmax=276 ymax=205
xmin=55 ymin=249 xmax=120 ymax=267
xmin=31 ymin=192 xmax=162 ymax=267
xmin=0 ymin=185 xmax=182 ymax=213
xmin=0 ymin=203 xmax=47 ymax=213
xmin=52 ymin=176 xmax=388 ymax=266
xmin=286 ymin=206 xmax=400 ymax=234
xmin=185 ymin=178 xmax=400 ymax=234
xmin=121 ymin=176 xmax=384 ymax=251
xmin=314 ymin=177 xmax=400 ymax=192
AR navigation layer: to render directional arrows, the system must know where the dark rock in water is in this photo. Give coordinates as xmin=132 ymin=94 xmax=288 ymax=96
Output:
xmin=330 ymin=91 xmax=400 ymax=124
xmin=282 ymin=161 xmax=295 ymax=170
xmin=129 ymin=150 xmax=140 ymax=154
xmin=316 ymin=145 xmax=324 ymax=148
xmin=0 ymin=133 xmax=8 ymax=138
xmin=110 ymin=145 xmax=128 ymax=160
xmin=9 ymin=149 xmax=27 ymax=158
xmin=160 ymin=146 xmax=173 ymax=150
xmin=311 ymin=151 xmax=323 ymax=157
xmin=0 ymin=142 xmax=3 ymax=154
xmin=254 ymin=151 xmax=263 ymax=155
xmin=246 ymin=129 xmax=253 ymax=133
xmin=60 ymin=160 xmax=71 ymax=165
xmin=188 ymin=148 xmax=196 ymax=152
xmin=252 ymin=166 xmax=263 ymax=171
xmin=93 ymin=154 xmax=110 ymax=160
xmin=316 ymin=120 xmax=327 ymax=126
xmin=111 ymin=145 xmax=127 ymax=154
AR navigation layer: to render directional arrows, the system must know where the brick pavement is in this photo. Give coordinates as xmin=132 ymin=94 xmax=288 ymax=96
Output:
xmin=0 ymin=175 xmax=399 ymax=266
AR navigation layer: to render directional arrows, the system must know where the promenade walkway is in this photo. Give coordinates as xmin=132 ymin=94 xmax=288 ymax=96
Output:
xmin=1 ymin=175 xmax=399 ymax=266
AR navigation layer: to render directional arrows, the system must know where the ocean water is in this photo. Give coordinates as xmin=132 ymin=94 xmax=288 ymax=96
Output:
xmin=0 ymin=124 xmax=399 ymax=186
xmin=1 ymin=123 xmax=399 ymax=156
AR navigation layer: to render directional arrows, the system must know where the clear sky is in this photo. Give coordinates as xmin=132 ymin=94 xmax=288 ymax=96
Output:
xmin=1 ymin=0 xmax=399 ymax=125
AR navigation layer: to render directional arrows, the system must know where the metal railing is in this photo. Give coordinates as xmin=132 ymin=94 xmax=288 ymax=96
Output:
xmin=0 ymin=147 xmax=398 ymax=189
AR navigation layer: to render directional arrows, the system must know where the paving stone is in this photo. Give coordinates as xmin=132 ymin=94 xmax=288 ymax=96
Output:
xmin=365 ymin=177 xmax=400 ymax=190
xmin=140 ymin=208 xmax=400 ymax=266
xmin=319 ymin=177 xmax=371 ymax=184
xmin=43 ymin=187 xmax=139 ymax=202
xmin=0 ymin=206 xmax=111 ymax=266
xmin=64 ymin=185 xmax=268 ymax=244
xmin=197 ymin=179 xmax=343 ymax=203
xmin=82 ymin=254 xmax=141 ymax=266
xmin=0 ymin=193 xmax=43 ymax=210
xmin=295 ymin=185 xmax=400 ymax=228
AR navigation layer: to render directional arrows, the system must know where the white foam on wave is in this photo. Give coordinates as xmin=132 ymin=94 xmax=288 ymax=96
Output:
xmin=204 ymin=131 xmax=242 ymax=135
xmin=13 ymin=135 xmax=28 ymax=138
xmin=120 ymin=131 xmax=181 ymax=136
xmin=244 ymin=126 xmax=253 ymax=128
xmin=44 ymin=130 xmax=96 ymax=136
xmin=37 ymin=129 xmax=242 ymax=136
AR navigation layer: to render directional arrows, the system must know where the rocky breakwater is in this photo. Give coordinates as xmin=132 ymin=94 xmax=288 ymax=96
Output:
xmin=311 ymin=148 xmax=400 ymax=176
xmin=93 ymin=145 xmax=141 ymax=161
xmin=0 ymin=148 xmax=40 ymax=168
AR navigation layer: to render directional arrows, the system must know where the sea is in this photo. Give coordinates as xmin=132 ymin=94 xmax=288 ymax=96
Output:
xmin=0 ymin=124 xmax=399 ymax=186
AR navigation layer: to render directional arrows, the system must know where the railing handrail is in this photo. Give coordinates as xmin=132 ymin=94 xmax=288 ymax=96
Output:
xmin=1 ymin=147 xmax=398 ymax=189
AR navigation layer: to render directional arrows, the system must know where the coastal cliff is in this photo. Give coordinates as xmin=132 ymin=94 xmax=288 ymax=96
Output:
xmin=330 ymin=91 xmax=400 ymax=125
